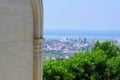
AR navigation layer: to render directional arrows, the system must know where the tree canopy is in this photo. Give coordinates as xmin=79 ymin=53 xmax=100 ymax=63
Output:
xmin=44 ymin=41 xmax=120 ymax=80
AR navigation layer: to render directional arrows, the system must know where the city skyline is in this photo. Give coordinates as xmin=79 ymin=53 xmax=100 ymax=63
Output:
xmin=43 ymin=0 xmax=120 ymax=32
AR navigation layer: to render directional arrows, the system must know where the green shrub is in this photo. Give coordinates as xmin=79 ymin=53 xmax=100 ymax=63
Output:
xmin=44 ymin=41 xmax=120 ymax=80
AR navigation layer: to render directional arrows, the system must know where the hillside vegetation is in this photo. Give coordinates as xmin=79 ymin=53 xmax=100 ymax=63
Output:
xmin=44 ymin=41 xmax=120 ymax=80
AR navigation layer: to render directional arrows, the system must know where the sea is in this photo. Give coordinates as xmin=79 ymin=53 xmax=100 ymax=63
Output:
xmin=44 ymin=30 xmax=120 ymax=41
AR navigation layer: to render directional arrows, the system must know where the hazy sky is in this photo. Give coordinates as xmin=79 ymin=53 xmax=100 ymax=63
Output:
xmin=43 ymin=0 xmax=120 ymax=31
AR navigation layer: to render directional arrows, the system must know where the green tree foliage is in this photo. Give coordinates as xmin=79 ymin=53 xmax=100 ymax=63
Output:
xmin=106 ymin=55 xmax=120 ymax=80
xmin=94 ymin=41 xmax=120 ymax=58
xmin=43 ymin=41 xmax=120 ymax=80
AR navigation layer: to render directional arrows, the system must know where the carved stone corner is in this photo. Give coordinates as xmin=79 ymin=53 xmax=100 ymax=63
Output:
xmin=31 ymin=0 xmax=44 ymax=80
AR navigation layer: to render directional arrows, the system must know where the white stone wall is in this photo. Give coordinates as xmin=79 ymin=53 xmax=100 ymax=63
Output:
xmin=0 ymin=0 xmax=33 ymax=80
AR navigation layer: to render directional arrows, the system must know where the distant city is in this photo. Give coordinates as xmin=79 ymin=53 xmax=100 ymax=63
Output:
xmin=43 ymin=36 xmax=120 ymax=61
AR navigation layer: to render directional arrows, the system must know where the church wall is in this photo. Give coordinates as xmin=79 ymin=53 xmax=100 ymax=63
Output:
xmin=0 ymin=0 xmax=33 ymax=80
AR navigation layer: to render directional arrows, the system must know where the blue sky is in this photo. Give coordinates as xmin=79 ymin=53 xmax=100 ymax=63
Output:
xmin=43 ymin=0 xmax=120 ymax=32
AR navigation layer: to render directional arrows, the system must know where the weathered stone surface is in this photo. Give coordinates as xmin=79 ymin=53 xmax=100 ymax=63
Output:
xmin=0 ymin=0 xmax=33 ymax=80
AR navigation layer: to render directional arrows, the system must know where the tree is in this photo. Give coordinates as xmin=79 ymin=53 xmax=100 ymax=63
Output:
xmin=44 ymin=41 xmax=120 ymax=80
xmin=106 ymin=55 xmax=120 ymax=80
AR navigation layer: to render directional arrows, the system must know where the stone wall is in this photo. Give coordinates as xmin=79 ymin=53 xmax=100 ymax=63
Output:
xmin=0 ymin=0 xmax=33 ymax=80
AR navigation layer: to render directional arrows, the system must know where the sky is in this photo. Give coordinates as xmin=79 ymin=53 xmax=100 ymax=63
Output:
xmin=43 ymin=0 xmax=120 ymax=32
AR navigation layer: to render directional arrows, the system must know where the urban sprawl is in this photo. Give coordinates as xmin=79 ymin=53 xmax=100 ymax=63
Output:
xmin=43 ymin=37 xmax=120 ymax=61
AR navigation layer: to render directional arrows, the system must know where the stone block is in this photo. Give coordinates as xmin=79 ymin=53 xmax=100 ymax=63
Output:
xmin=0 ymin=0 xmax=33 ymax=80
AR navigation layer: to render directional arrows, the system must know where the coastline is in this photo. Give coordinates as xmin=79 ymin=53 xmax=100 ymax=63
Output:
xmin=45 ymin=34 xmax=120 ymax=41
